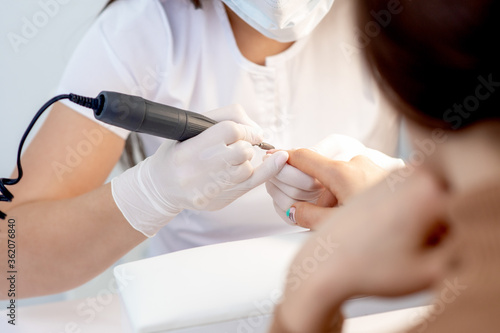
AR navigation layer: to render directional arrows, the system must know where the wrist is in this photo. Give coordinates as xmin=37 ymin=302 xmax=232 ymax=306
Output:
xmin=111 ymin=162 xmax=179 ymax=237
xmin=275 ymin=298 xmax=343 ymax=333
xmin=277 ymin=270 xmax=348 ymax=332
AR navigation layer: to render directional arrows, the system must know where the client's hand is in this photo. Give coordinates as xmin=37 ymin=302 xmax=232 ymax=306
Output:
xmin=266 ymin=134 xmax=404 ymax=228
xmin=273 ymin=171 xmax=454 ymax=333
xmin=112 ymin=105 xmax=289 ymax=237
xmin=283 ymin=148 xmax=387 ymax=228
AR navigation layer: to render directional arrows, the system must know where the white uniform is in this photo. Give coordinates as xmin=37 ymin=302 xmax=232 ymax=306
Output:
xmin=56 ymin=0 xmax=400 ymax=255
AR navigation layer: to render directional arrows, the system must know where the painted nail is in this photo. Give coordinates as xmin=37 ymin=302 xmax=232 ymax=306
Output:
xmin=286 ymin=207 xmax=296 ymax=224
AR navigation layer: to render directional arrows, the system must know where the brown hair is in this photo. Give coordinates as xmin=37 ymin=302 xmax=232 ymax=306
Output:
xmin=357 ymin=0 xmax=500 ymax=130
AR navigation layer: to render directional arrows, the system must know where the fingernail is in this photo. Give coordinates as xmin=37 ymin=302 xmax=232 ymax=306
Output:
xmin=266 ymin=149 xmax=278 ymax=155
xmin=274 ymin=151 xmax=289 ymax=169
xmin=286 ymin=207 xmax=296 ymax=225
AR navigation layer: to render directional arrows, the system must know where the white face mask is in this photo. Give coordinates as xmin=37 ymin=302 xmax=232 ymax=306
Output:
xmin=221 ymin=0 xmax=334 ymax=43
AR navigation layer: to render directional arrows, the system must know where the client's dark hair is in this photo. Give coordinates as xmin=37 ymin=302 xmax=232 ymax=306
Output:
xmin=357 ymin=0 xmax=500 ymax=130
xmin=105 ymin=0 xmax=202 ymax=9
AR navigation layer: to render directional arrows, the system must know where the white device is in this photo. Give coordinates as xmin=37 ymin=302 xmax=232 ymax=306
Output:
xmin=114 ymin=232 xmax=309 ymax=333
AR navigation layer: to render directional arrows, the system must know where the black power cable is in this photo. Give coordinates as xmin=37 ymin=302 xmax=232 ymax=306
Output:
xmin=0 ymin=94 xmax=101 ymax=219
xmin=0 ymin=90 xmax=273 ymax=220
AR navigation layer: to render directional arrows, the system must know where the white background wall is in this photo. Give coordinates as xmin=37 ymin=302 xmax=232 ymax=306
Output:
xmin=0 ymin=0 xmax=107 ymax=176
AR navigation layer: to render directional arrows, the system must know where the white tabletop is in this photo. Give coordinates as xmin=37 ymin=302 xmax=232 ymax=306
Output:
xmin=0 ymin=294 xmax=429 ymax=333
xmin=1 ymin=295 xmax=123 ymax=333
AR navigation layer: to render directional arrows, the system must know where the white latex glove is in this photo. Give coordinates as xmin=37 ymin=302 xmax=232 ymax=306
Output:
xmin=266 ymin=134 xmax=404 ymax=225
xmin=112 ymin=105 xmax=289 ymax=237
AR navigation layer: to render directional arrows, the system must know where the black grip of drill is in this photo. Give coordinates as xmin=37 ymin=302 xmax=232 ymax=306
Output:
xmin=94 ymin=91 xmax=217 ymax=141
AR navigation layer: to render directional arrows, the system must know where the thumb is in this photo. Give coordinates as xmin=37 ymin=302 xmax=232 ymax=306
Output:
xmin=240 ymin=151 xmax=289 ymax=189
xmin=289 ymin=201 xmax=334 ymax=229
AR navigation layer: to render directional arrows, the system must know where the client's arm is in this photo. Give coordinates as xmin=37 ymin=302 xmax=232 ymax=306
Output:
xmin=269 ymin=152 xmax=455 ymax=332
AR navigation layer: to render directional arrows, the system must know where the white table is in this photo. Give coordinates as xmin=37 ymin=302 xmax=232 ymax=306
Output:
xmin=0 ymin=295 xmax=430 ymax=333
xmin=0 ymin=295 xmax=123 ymax=333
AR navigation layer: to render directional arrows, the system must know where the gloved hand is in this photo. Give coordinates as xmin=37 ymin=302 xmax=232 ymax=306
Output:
xmin=112 ymin=105 xmax=289 ymax=237
xmin=266 ymin=134 xmax=404 ymax=226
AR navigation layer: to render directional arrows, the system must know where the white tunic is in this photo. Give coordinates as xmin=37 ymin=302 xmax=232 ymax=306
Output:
xmin=56 ymin=0 xmax=400 ymax=254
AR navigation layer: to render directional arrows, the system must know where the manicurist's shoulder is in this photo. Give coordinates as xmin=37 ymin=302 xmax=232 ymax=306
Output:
xmin=99 ymin=0 xmax=171 ymax=35
xmin=93 ymin=0 xmax=212 ymax=92
xmin=93 ymin=0 xmax=176 ymax=85
xmin=98 ymin=0 xmax=207 ymax=50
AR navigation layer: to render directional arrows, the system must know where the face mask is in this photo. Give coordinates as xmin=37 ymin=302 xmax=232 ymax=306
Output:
xmin=221 ymin=0 xmax=334 ymax=43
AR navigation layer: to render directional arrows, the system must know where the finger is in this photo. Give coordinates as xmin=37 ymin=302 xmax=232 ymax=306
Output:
xmin=224 ymin=140 xmax=255 ymax=166
xmin=422 ymin=221 xmax=450 ymax=248
xmin=197 ymin=160 xmax=253 ymax=190
xmin=268 ymin=177 xmax=324 ymax=202
xmin=287 ymin=149 xmax=344 ymax=188
xmin=273 ymin=163 xmax=323 ymax=192
xmin=316 ymin=189 xmax=338 ymax=207
xmin=240 ymin=151 xmax=289 ymax=189
xmin=395 ymin=226 xmax=458 ymax=296
xmin=188 ymin=121 xmax=263 ymax=150
xmin=265 ymin=181 xmax=298 ymax=212
xmin=174 ymin=121 xmax=241 ymax=160
xmin=289 ymin=201 xmax=334 ymax=229
xmin=224 ymin=161 xmax=254 ymax=185
xmin=265 ymin=148 xmax=278 ymax=155
xmin=204 ymin=104 xmax=262 ymax=130
xmin=397 ymin=172 xmax=448 ymax=239
xmin=347 ymin=155 xmax=388 ymax=186
xmin=272 ymin=201 xmax=299 ymax=227
xmin=221 ymin=121 xmax=264 ymax=146
xmin=422 ymin=225 xmax=459 ymax=283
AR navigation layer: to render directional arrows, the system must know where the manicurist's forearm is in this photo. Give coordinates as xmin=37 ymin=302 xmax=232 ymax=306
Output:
xmin=0 ymin=182 xmax=146 ymax=299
